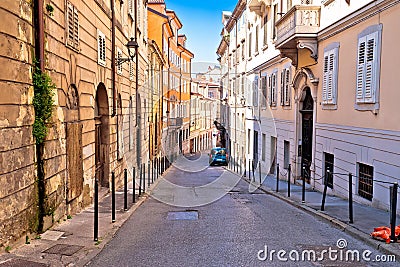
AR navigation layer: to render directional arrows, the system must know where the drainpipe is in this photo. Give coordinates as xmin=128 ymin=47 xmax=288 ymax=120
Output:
xmin=111 ymin=0 xmax=116 ymax=117
xmin=34 ymin=0 xmax=45 ymax=233
xmin=135 ymin=0 xmax=141 ymax=168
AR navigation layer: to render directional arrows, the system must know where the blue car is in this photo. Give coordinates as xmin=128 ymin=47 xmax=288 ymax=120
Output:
xmin=209 ymin=148 xmax=228 ymax=166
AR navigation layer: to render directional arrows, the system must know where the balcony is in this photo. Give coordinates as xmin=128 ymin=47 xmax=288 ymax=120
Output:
xmin=248 ymin=0 xmax=271 ymax=16
xmin=275 ymin=5 xmax=321 ymax=66
xmin=168 ymin=117 xmax=183 ymax=127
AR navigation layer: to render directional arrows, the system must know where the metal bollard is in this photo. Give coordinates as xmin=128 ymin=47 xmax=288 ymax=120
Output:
xmin=124 ymin=169 xmax=128 ymax=211
xmin=139 ymin=165 xmax=142 ymax=195
xmin=390 ymin=183 xmax=398 ymax=242
xmin=132 ymin=167 xmax=136 ymax=203
xmin=148 ymin=162 xmax=151 ymax=187
xmin=321 ymin=170 xmax=329 ymax=211
xmin=302 ymin=166 xmax=306 ymax=202
xmin=248 ymin=161 xmax=251 ymax=181
xmin=288 ymin=164 xmax=291 ymax=198
xmin=143 ymin=163 xmax=146 ymax=192
xmin=276 ymin=163 xmax=280 ymax=192
xmin=258 ymin=161 xmax=262 ymax=185
xmin=349 ymin=173 xmax=353 ymax=223
xmin=252 ymin=160 xmax=255 ymax=182
xmin=111 ymin=171 xmax=115 ymax=222
xmin=94 ymin=175 xmax=99 ymax=241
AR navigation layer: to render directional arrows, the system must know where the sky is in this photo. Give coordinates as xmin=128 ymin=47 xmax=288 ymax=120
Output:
xmin=165 ymin=0 xmax=237 ymax=65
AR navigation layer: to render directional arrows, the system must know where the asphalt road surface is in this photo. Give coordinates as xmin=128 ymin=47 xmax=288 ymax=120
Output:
xmin=87 ymin=155 xmax=397 ymax=267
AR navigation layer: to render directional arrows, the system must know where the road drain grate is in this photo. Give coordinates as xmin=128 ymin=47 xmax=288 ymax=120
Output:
xmin=43 ymin=244 xmax=83 ymax=256
xmin=0 ymin=258 xmax=48 ymax=267
xmin=167 ymin=211 xmax=198 ymax=220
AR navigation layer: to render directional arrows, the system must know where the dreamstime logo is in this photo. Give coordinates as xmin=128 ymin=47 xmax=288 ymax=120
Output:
xmin=257 ymin=238 xmax=396 ymax=263
xmin=122 ymin=62 xmax=277 ymax=207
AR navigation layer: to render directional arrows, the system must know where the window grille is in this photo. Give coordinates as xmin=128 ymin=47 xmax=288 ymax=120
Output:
xmin=358 ymin=163 xmax=373 ymax=201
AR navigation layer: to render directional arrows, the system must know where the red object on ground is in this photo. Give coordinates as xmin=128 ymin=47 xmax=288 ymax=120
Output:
xmin=371 ymin=225 xmax=400 ymax=243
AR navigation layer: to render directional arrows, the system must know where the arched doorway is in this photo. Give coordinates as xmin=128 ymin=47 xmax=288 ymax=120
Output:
xmin=300 ymin=87 xmax=313 ymax=183
xmin=95 ymin=83 xmax=110 ymax=188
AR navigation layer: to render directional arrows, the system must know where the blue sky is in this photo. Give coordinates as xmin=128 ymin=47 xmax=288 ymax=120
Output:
xmin=165 ymin=0 xmax=237 ymax=64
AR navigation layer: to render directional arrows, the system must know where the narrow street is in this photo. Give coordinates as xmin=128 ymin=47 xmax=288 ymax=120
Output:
xmin=87 ymin=155 xmax=396 ymax=267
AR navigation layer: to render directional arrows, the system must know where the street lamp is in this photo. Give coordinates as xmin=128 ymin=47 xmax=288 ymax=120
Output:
xmin=116 ymin=37 xmax=139 ymax=65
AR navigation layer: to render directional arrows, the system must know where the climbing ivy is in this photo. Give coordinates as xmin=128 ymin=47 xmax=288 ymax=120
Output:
xmin=32 ymin=64 xmax=55 ymax=144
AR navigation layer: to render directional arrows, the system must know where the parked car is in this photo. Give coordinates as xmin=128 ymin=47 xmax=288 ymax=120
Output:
xmin=209 ymin=147 xmax=228 ymax=166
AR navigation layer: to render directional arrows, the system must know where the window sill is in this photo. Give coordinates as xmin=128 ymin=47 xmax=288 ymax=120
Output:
xmin=321 ymin=103 xmax=338 ymax=110
xmin=262 ymin=45 xmax=268 ymax=51
xmin=254 ymin=51 xmax=260 ymax=57
xmin=248 ymin=57 xmax=253 ymax=61
xmin=354 ymin=102 xmax=379 ymax=114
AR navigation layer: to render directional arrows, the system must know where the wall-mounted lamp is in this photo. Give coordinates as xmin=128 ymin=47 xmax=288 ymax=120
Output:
xmin=116 ymin=38 xmax=139 ymax=66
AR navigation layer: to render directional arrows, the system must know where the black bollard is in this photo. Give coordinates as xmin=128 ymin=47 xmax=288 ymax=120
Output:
xmin=143 ymin=163 xmax=146 ymax=192
xmin=248 ymin=161 xmax=251 ymax=181
xmin=288 ymin=164 xmax=291 ymax=198
xmin=111 ymin=171 xmax=115 ymax=222
xmin=94 ymin=175 xmax=99 ymax=241
xmin=321 ymin=170 xmax=329 ymax=211
xmin=252 ymin=160 xmax=255 ymax=182
xmin=132 ymin=167 xmax=136 ymax=203
xmin=139 ymin=165 xmax=142 ymax=196
xmin=276 ymin=163 xmax=280 ymax=192
xmin=259 ymin=162 xmax=262 ymax=184
xmin=302 ymin=167 xmax=306 ymax=202
xmin=390 ymin=183 xmax=398 ymax=242
xmin=124 ymin=169 xmax=128 ymax=211
xmin=349 ymin=173 xmax=353 ymax=223
xmin=148 ymin=162 xmax=151 ymax=187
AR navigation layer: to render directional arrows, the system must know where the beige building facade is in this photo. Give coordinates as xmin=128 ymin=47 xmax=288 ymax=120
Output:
xmin=219 ymin=0 xmax=400 ymax=212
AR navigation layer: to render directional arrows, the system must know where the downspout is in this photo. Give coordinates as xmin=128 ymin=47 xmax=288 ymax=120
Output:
xmin=111 ymin=0 xmax=116 ymax=117
xmin=34 ymin=0 xmax=45 ymax=233
xmin=135 ymin=0 xmax=141 ymax=168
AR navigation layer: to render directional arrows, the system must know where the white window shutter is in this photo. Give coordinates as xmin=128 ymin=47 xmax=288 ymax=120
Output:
xmin=268 ymin=75 xmax=272 ymax=106
xmin=356 ymin=36 xmax=366 ymax=102
xmin=284 ymin=69 xmax=290 ymax=105
xmin=327 ymin=52 xmax=334 ymax=102
xmin=280 ymin=70 xmax=284 ymax=105
xmin=364 ymin=32 xmax=378 ymax=103
xmin=322 ymin=53 xmax=328 ymax=102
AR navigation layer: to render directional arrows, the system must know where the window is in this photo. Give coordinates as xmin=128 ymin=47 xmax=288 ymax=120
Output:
xmin=263 ymin=15 xmax=268 ymax=47
xmin=66 ymin=1 xmax=79 ymax=50
xmin=324 ymin=153 xmax=334 ymax=188
xmin=255 ymin=25 xmax=259 ymax=52
xmin=322 ymin=43 xmax=339 ymax=107
xmin=269 ymin=72 xmax=277 ymax=106
xmin=261 ymin=75 xmax=267 ymax=107
xmin=128 ymin=0 xmax=135 ymax=20
xmin=248 ymin=32 xmax=252 ymax=57
xmin=280 ymin=68 xmax=291 ymax=106
xmin=355 ymin=24 xmax=382 ymax=110
xmin=117 ymin=48 xmax=123 ymax=75
xmin=272 ymin=4 xmax=278 ymax=39
xmin=284 ymin=140 xmax=290 ymax=169
xmin=97 ymin=30 xmax=106 ymax=66
xmin=358 ymin=163 xmax=373 ymax=201
xmin=253 ymin=76 xmax=259 ymax=107
xmin=241 ymin=40 xmax=245 ymax=59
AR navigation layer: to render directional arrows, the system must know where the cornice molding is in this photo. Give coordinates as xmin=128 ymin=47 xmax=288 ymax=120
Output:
xmin=318 ymin=0 xmax=400 ymax=42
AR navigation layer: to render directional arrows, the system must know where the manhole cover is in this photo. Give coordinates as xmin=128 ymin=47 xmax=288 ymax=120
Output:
xmin=0 ymin=258 xmax=48 ymax=267
xmin=43 ymin=244 xmax=83 ymax=256
xmin=167 ymin=211 xmax=198 ymax=220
